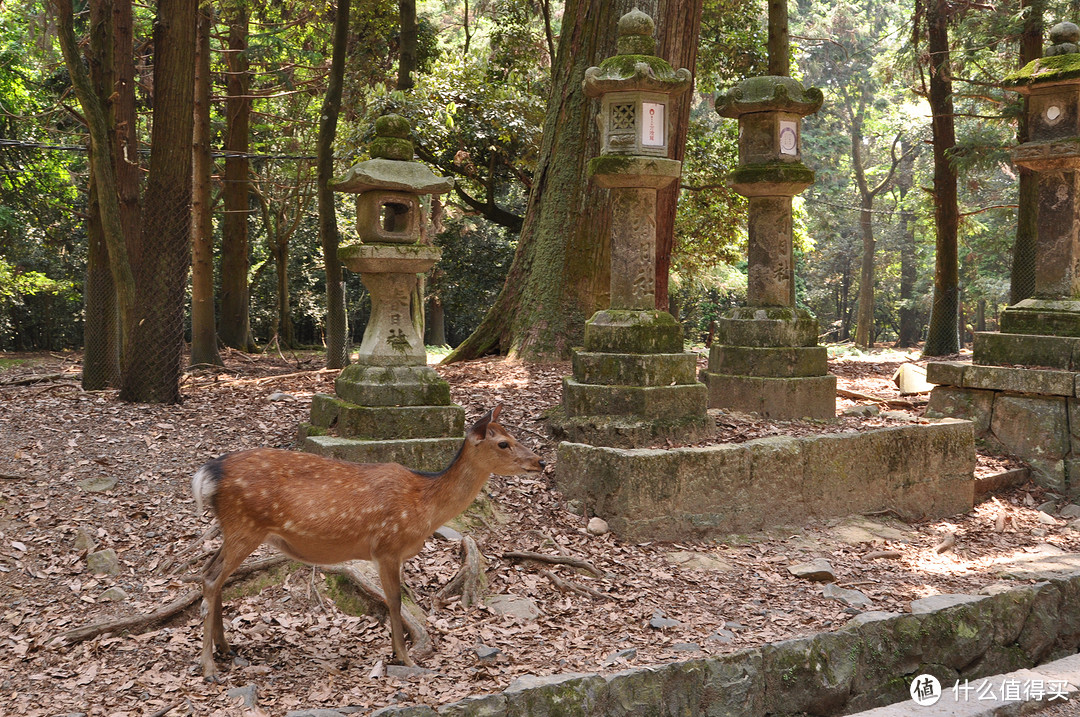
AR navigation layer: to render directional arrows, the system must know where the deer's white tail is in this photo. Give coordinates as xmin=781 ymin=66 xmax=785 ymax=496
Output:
xmin=191 ymin=458 xmax=223 ymax=515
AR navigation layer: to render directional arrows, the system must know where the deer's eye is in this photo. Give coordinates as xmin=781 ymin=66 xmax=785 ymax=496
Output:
xmin=498 ymin=441 xmax=509 ymax=449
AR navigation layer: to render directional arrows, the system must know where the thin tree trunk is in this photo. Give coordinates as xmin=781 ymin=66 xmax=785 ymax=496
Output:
xmin=120 ymin=0 xmax=196 ymax=403
xmin=190 ymin=4 xmax=222 ymax=367
xmin=1011 ymin=0 xmax=1042 ymax=304
xmin=767 ymin=0 xmax=789 ymax=76
xmin=318 ymin=0 xmax=351 ymax=368
xmin=895 ymin=139 xmax=920 ymax=347
xmin=426 ymin=296 xmax=447 ymax=345
xmin=923 ymin=0 xmax=959 ymax=356
xmin=854 ymin=197 xmax=875 ymax=348
xmin=397 ymin=0 xmax=417 ymax=90
xmin=654 ymin=0 xmax=703 ymax=314
xmin=219 ymin=5 xmax=254 ymax=352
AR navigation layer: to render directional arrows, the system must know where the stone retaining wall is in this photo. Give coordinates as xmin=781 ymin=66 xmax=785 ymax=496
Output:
xmin=368 ymin=572 xmax=1080 ymax=717
xmin=553 ymin=421 xmax=975 ymax=542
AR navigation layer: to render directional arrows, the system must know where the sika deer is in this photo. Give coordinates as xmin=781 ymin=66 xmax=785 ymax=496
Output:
xmin=190 ymin=405 xmax=544 ymax=680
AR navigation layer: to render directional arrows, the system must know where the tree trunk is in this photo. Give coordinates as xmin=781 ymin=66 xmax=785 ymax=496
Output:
xmin=318 ymin=0 xmax=351 ymax=368
xmin=447 ymin=0 xmax=679 ymax=362
xmin=767 ymin=0 xmax=789 ymax=76
xmin=854 ymin=197 xmax=875 ymax=348
xmin=54 ymin=0 xmax=139 ymax=375
xmin=895 ymin=140 xmax=920 ymax=347
xmin=397 ymin=0 xmax=417 ymax=91
xmin=923 ymin=0 xmax=960 ymax=357
xmin=219 ymin=5 xmax=254 ymax=352
xmin=1011 ymin=0 xmax=1042 ymax=304
xmin=426 ymin=296 xmax=447 ymax=346
xmin=654 ymin=0 xmax=703 ymax=314
xmin=190 ymin=4 xmax=222 ymax=367
xmin=273 ymin=238 xmax=294 ymax=348
xmin=83 ymin=177 xmax=121 ymax=389
xmin=119 ymin=0 xmax=196 ymax=403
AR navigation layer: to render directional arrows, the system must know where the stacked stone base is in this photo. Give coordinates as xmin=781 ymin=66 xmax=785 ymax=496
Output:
xmin=548 ymin=310 xmax=708 ymax=448
xmin=702 ymin=307 xmax=836 ymax=420
xmin=299 ymin=364 xmax=464 ymax=472
xmin=927 ymin=353 xmax=1080 ymax=496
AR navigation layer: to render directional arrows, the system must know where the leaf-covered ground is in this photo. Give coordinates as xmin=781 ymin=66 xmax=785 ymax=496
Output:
xmin=0 ymin=349 xmax=1071 ymax=716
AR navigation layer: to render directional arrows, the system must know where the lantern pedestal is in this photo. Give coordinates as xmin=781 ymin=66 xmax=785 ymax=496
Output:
xmin=701 ymin=75 xmax=835 ymax=420
xmin=299 ymin=115 xmax=464 ymax=472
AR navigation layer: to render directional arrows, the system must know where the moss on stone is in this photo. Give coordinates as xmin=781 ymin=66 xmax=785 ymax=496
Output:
xmin=595 ymin=54 xmax=679 ymax=81
xmin=375 ymin=113 xmax=411 ymax=139
xmin=730 ymin=162 xmax=815 ymax=187
xmin=324 ymin=574 xmax=377 ymax=617
xmin=223 ymin=561 xmax=301 ymax=601
xmin=369 ymin=136 xmax=414 ymax=161
xmin=1005 ymin=52 xmax=1080 ymax=87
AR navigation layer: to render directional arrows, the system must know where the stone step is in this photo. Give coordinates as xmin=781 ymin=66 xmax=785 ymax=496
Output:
xmin=926 ymin=362 xmax=1078 ymax=397
xmin=334 ymin=364 xmax=452 ymax=407
xmin=708 ymin=344 xmax=827 ymax=378
xmin=571 ymin=351 xmax=697 ymax=386
xmin=973 ymin=331 xmax=1080 ymax=371
xmin=309 ymin=394 xmax=465 ymax=440
xmin=703 ymin=371 xmax=836 ymax=420
xmin=562 ymin=378 xmax=706 ymax=420
xmin=715 ymin=306 xmax=819 ymax=347
xmin=1000 ymin=298 xmax=1080 ymax=338
xmin=302 ymin=435 xmax=462 ymax=473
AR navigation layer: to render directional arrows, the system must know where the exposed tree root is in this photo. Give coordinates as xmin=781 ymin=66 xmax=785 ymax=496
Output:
xmin=502 ymin=550 xmax=604 ymax=578
xmin=51 ymin=555 xmax=289 ymax=647
xmin=434 ymin=536 xmax=487 ymax=609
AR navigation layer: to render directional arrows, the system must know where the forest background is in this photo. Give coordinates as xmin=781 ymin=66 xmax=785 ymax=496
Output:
xmin=0 ymin=0 xmax=1070 ymax=385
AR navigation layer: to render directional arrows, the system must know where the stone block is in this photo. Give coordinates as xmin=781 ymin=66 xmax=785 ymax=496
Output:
xmin=926 ymin=386 xmax=994 ymax=435
xmin=963 ymin=364 xmax=1075 ymax=396
xmin=703 ymin=372 xmax=836 ymax=420
xmin=925 ymin=361 xmax=966 ymax=387
xmin=583 ymin=310 xmax=684 ymax=354
xmin=546 ymin=406 xmax=711 ymax=449
xmin=715 ymin=306 xmax=819 ymax=347
xmin=502 ymin=672 xmax=605 ymax=717
xmin=1001 ymin=298 xmax=1080 ymax=337
xmin=761 ymin=631 xmax=857 ymax=715
xmin=335 ymin=365 xmax=452 ymax=407
xmin=309 ymin=394 xmax=464 ymax=440
xmin=707 ymin=344 xmax=827 ymax=378
xmin=989 ymin=394 xmax=1069 ymax=462
xmin=562 ymin=378 xmax=706 ymax=420
xmin=973 ymin=331 xmax=1080 ymax=370
xmin=571 ymin=351 xmax=697 ymax=387
xmin=302 ymin=435 xmax=463 ymax=473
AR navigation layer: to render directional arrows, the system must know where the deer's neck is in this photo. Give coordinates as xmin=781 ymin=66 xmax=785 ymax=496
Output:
xmin=423 ymin=446 xmax=490 ymax=528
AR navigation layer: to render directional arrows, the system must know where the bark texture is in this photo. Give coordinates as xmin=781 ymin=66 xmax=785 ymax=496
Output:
xmin=1011 ymin=0 xmax=1042 ymax=305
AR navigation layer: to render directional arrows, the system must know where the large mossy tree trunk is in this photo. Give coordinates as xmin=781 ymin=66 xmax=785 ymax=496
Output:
xmin=922 ymin=0 xmax=960 ymax=357
xmin=318 ymin=0 xmax=351 ymax=369
xmin=119 ymin=0 xmax=196 ymax=403
xmin=654 ymin=0 xmax=703 ymax=314
xmin=447 ymin=0 xmax=692 ymax=363
xmin=190 ymin=4 xmax=222 ymax=367
xmin=1011 ymin=0 xmax=1042 ymax=305
xmin=219 ymin=3 xmax=255 ymax=352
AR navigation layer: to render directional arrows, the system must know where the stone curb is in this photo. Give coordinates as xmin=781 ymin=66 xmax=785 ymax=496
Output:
xmin=846 ymin=653 xmax=1080 ymax=716
xmin=357 ymin=570 xmax=1080 ymax=717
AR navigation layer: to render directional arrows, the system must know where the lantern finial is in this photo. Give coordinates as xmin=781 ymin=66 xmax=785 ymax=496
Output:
xmin=617 ymin=9 xmax=656 ymax=55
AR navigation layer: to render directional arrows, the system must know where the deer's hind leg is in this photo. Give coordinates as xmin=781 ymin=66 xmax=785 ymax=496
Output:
xmin=199 ymin=532 xmax=264 ymax=680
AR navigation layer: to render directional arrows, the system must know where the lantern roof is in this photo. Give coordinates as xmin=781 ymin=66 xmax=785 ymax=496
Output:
xmin=331 ymin=114 xmax=454 ymax=195
xmin=582 ymin=10 xmax=692 ymax=98
xmin=1005 ymin=23 xmax=1080 ymax=91
xmin=716 ymin=76 xmax=823 ymax=119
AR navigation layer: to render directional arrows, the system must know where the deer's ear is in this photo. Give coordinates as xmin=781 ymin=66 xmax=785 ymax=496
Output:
xmin=491 ymin=404 xmax=502 ymax=422
xmin=468 ymin=408 xmax=496 ymax=440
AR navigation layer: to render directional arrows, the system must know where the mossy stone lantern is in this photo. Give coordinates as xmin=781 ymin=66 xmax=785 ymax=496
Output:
xmin=330 ymin=114 xmax=453 ymax=367
xmin=299 ymin=113 xmax=466 ymax=473
xmin=549 ymin=9 xmax=708 ymax=448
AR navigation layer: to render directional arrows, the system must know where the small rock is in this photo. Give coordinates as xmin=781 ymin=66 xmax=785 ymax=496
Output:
xmin=1033 ymin=527 xmax=1049 ymax=537
xmin=665 ymin=550 xmax=735 ymax=572
xmin=587 ymin=516 xmax=610 ymax=536
xmin=822 ymin=583 xmax=872 ymax=610
xmin=73 ymin=530 xmax=96 ymax=553
xmin=979 ymin=582 xmax=1016 ymax=596
xmin=484 ymin=594 xmax=540 ymax=621
xmin=1060 ymin=504 xmax=1080 ymax=519
xmin=725 ymin=621 xmax=747 ymax=631
xmin=706 ymin=629 xmax=735 ymax=644
xmin=842 ymin=404 xmax=880 ymax=417
xmin=787 ymin=558 xmax=835 ymax=582
xmin=232 ymin=655 xmax=250 ymax=668
xmin=86 ymin=548 xmax=120 ymax=575
xmin=880 ymin=410 xmax=915 ymax=422
xmin=268 ymin=391 xmax=296 ymax=402
xmin=433 ymin=525 xmax=463 ymax=542
xmin=474 ymin=644 xmax=501 ymax=661
xmin=671 ymin=642 xmax=701 ymax=652
xmin=1038 ymin=500 xmax=1058 ymax=514
xmin=227 ymin=684 xmax=259 ymax=708
xmin=78 ymin=475 xmax=118 ymax=493
xmin=1037 ymin=512 xmax=1060 ymax=526
xmin=385 ymin=664 xmax=437 ymax=679
xmin=285 ymin=710 xmax=347 ymax=717
xmin=648 ymin=610 xmax=681 ymax=629
xmin=99 ymin=587 xmax=128 ymax=602
xmin=602 ymin=647 xmax=637 ymax=666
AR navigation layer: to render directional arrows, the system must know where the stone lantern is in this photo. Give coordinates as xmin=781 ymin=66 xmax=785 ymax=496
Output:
xmin=699 ymin=73 xmax=836 ymax=420
xmin=549 ymin=9 xmax=708 ymax=447
xmin=299 ymin=114 xmax=466 ymax=471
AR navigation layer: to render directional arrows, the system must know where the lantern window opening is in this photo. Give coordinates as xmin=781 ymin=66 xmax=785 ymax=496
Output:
xmin=380 ymin=201 xmax=412 ymax=233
